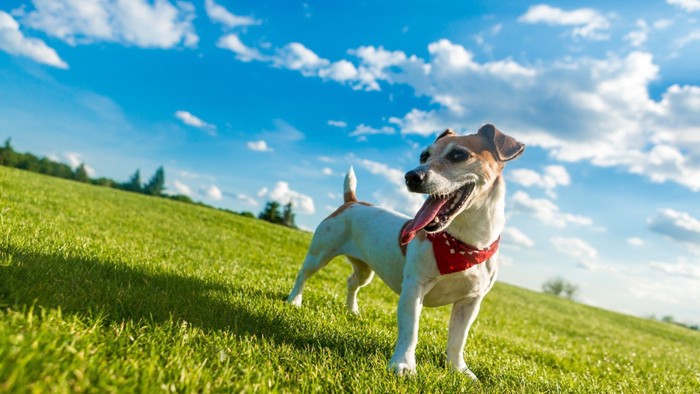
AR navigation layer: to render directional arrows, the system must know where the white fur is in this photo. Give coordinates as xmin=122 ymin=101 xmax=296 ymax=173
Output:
xmin=287 ymin=133 xmax=514 ymax=378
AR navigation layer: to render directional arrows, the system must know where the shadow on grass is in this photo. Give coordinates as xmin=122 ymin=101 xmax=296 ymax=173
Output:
xmin=0 ymin=247 xmax=391 ymax=358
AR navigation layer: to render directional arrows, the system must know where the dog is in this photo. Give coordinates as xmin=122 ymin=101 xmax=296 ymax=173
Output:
xmin=287 ymin=124 xmax=524 ymax=377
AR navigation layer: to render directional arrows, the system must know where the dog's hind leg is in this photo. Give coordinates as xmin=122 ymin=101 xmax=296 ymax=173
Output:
xmin=346 ymin=257 xmax=374 ymax=314
xmin=286 ymin=250 xmax=335 ymax=307
xmin=287 ymin=223 xmax=344 ymax=307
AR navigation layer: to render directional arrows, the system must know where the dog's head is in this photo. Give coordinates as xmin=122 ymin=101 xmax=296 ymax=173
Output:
xmin=400 ymin=124 xmax=524 ymax=244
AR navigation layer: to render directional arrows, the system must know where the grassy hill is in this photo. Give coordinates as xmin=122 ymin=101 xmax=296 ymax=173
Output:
xmin=1 ymin=166 xmax=698 ymax=393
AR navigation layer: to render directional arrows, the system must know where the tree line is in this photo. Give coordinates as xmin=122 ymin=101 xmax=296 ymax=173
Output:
xmin=1 ymin=137 xmax=299 ymax=229
xmin=0 ymin=138 xmax=175 ymax=200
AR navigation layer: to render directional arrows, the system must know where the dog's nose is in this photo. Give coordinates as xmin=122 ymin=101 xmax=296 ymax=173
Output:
xmin=405 ymin=170 xmax=426 ymax=188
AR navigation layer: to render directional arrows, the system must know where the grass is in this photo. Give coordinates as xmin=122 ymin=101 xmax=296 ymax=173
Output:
xmin=0 ymin=165 xmax=699 ymax=393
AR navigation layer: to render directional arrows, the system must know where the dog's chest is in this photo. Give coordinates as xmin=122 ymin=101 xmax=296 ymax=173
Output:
xmin=422 ymin=269 xmax=494 ymax=307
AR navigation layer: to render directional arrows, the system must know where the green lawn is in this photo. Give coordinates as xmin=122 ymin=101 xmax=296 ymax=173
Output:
xmin=1 ymin=166 xmax=698 ymax=393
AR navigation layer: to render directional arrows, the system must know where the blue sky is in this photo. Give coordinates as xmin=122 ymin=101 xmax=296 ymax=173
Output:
xmin=2 ymin=0 xmax=700 ymax=324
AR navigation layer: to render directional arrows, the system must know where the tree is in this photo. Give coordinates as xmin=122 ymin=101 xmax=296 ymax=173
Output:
xmin=74 ymin=163 xmax=90 ymax=183
xmin=144 ymin=166 xmax=165 ymax=196
xmin=542 ymin=277 xmax=578 ymax=300
xmin=0 ymin=138 xmax=13 ymax=166
xmin=281 ymin=202 xmax=297 ymax=228
xmin=258 ymin=201 xmax=282 ymax=224
xmin=123 ymin=169 xmax=143 ymax=193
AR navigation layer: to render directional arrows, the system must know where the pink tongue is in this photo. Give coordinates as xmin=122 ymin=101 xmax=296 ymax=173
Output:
xmin=400 ymin=196 xmax=450 ymax=245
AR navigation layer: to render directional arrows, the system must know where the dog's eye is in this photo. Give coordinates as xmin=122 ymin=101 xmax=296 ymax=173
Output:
xmin=447 ymin=150 xmax=470 ymax=162
xmin=419 ymin=151 xmax=430 ymax=163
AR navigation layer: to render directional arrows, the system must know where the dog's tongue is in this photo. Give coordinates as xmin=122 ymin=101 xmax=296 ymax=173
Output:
xmin=400 ymin=195 xmax=450 ymax=245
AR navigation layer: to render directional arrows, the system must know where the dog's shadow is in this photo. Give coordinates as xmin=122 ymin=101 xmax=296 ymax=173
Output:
xmin=0 ymin=246 xmax=391 ymax=358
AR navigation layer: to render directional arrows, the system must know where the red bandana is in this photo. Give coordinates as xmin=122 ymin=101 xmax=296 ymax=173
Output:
xmin=426 ymin=232 xmax=500 ymax=275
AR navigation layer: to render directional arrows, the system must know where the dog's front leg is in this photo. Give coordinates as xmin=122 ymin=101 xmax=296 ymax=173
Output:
xmin=446 ymin=297 xmax=483 ymax=380
xmin=388 ymin=279 xmax=425 ymax=376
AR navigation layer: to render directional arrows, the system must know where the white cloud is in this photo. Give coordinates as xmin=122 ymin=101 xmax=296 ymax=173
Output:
xmin=63 ymin=152 xmax=96 ymax=176
xmin=318 ymin=59 xmax=359 ymax=82
xmin=217 ymin=33 xmax=267 ymax=62
xmin=273 ymin=42 xmax=329 ymax=76
xmin=509 ymin=165 xmax=570 ymax=198
xmin=236 ymin=193 xmax=258 ymax=207
xmin=322 ymin=167 xmax=333 ymax=176
xmin=627 ymin=237 xmax=645 ymax=246
xmin=648 ymin=209 xmax=700 ymax=245
xmin=23 ymin=0 xmax=198 ymax=48
xmin=509 ymin=191 xmax=593 ymax=228
xmin=348 ymin=124 xmax=395 ymax=138
xmin=550 ymin=236 xmax=612 ymax=272
xmin=172 ymin=180 xmax=192 ymax=195
xmin=202 ymin=184 xmax=223 ymax=201
xmin=624 ymin=19 xmax=649 ymax=48
xmin=174 ymin=110 xmax=216 ymax=135
xmin=502 ymin=227 xmax=535 ymax=248
xmin=260 ymin=181 xmax=315 ymax=214
xmin=327 ymin=120 xmax=347 ymax=128
xmin=246 ymin=140 xmax=273 ymax=152
xmin=256 ymin=187 xmax=268 ymax=197
xmin=259 ymin=119 xmax=305 ymax=142
xmin=0 ymin=11 xmax=67 ymax=68
xmin=667 ymin=0 xmax=700 ymax=12
xmin=356 ymin=158 xmax=424 ymax=216
xmin=518 ymin=4 xmax=611 ymax=40
xmin=204 ymin=0 xmax=260 ymax=29
xmin=649 ymin=258 xmax=700 ymax=279
xmin=551 ymin=236 xmax=598 ymax=260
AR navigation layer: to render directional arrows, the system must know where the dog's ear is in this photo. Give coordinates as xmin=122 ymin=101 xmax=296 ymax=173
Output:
xmin=435 ymin=128 xmax=456 ymax=142
xmin=478 ymin=124 xmax=525 ymax=162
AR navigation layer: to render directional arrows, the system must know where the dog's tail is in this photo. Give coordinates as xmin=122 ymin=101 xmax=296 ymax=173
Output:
xmin=344 ymin=166 xmax=358 ymax=203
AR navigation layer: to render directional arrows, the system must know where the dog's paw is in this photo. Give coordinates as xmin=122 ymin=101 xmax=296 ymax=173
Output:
xmin=286 ymin=294 xmax=302 ymax=307
xmin=459 ymin=367 xmax=478 ymax=381
xmin=388 ymin=362 xmax=416 ymax=377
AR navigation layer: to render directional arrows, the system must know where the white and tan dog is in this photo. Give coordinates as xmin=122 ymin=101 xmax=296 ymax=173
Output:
xmin=287 ymin=124 xmax=524 ymax=377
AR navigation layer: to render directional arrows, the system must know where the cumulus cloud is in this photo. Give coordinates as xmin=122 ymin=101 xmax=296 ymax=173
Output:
xmin=235 ymin=193 xmax=258 ymax=207
xmin=204 ymin=0 xmax=261 ymax=29
xmin=217 ymin=33 xmax=267 ymax=62
xmin=246 ymin=140 xmax=273 ymax=152
xmin=625 ymin=19 xmax=649 ymax=47
xmin=273 ymin=42 xmax=329 ymax=76
xmin=627 ymin=237 xmax=645 ymax=246
xmin=0 ymin=11 xmax=68 ymax=68
xmin=215 ymin=28 xmax=700 ymax=193
xmin=22 ymin=0 xmax=198 ymax=48
xmin=509 ymin=165 xmax=570 ymax=198
xmin=202 ymin=184 xmax=223 ymax=200
xmin=175 ymin=110 xmax=216 ymax=135
xmin=509 ymin=191 xmax=593 ymax=228
xmin=649 ymin=258 xmax=700 ymax=279
xmin=63 ymin=152 xmax=96 ymax=176
xmin=260 ymin=181 xmax=315 ymax=214
xmin=172 ymin=180 xmax=192 ymax=195
xmin=648 ymin=209 xmax=700 ymax=245
xmin=518 ymin=4 xmax=611 ymax=40
xmin=356 ymin=158 xmax=424 ymax=216
xmin=348 ymin=124 xmax=395 ymax=138
xmin=551 ymin=236 xmax=598 ymax=260
xmin=502 ymin=227 xmax=535 ymax=248
xmin=550 ymin=236 xmax=612 ymax=272
xmin=667 ymin=0 xmax=700 ymax=12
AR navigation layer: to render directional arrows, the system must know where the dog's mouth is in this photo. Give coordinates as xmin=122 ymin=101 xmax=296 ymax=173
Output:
xmin=400 ymin=182 xmax=475 ymax=245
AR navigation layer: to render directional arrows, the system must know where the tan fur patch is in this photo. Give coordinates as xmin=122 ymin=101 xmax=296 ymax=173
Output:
xmin=344 ymin=190 xmax=357 ymax=203
xmin=324 ymin=201 xmax=372 ymax=220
